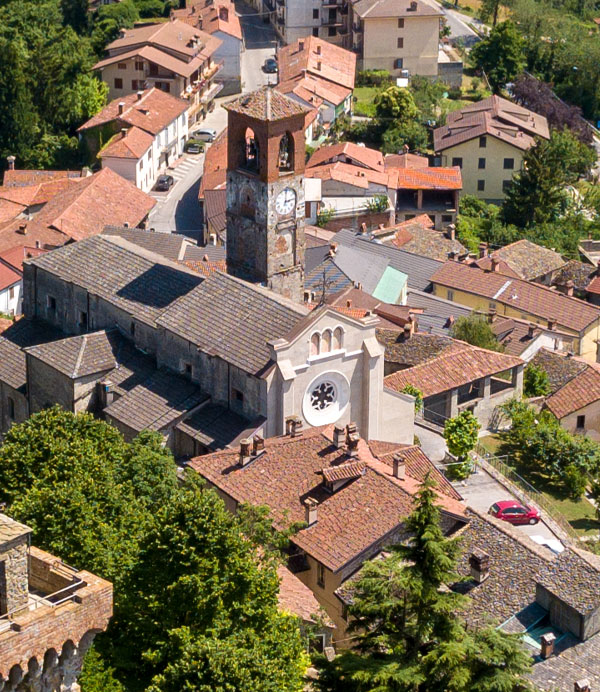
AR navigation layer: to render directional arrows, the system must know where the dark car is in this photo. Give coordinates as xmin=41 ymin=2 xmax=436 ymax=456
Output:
xmin=489 ymin=501 xmax=541 ymax=525
xmin=155 ymin=174 xmax=174 ymax=191
xmin=186 ymin=143 xmax=203 ymax=154
xmin=263 ymin=57 xmax=278 ymax=73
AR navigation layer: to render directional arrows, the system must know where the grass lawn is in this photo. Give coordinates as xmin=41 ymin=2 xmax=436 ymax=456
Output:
xmin=353 ymin=87 xmax=379 ymax=118
xmin=478 ymin=435 xmax=600 ymax=537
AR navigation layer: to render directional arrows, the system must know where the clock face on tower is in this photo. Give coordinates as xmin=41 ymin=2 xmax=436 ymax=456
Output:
xmin=275 ymin=187 xmax=296 ymax=217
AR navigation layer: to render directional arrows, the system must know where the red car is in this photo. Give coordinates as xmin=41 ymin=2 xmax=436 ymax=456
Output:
xmin=489 ymin=501 xmax=541 ymax=525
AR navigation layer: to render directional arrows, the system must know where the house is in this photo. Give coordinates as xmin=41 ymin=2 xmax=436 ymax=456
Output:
xmin=0 ymin=246 xmax=46 ymax=317
xmin=489 ymin=313 xmax=574 ymax=361
xmin=552 ymin=259 xmax=597 ymax=299
xmin=475 ymin=239 xmax=566 ymax=284
xmin=406 ymin=288 xmax=472 ymax=336
xmin=430 ymin=260 xmax=600 ymax=362
xmin=188 ymin=423 xmax=467 ymax=643
xmin=270 ymin=0 xmax=349 ymax=46
xmin=453 ymin=508 xmax=600 ymax=690
xmin=0 ymin=513 xmax=112 ymax=691
xmin=198 ymin=128 xmax=228 ymax=243
xmin=92 ymin=18 xmax=223 ymax=125
xmin=378 ymin=216 xmax=466 ymax=261
xmin=434 ymin=95 xmax=550 ymax=202
xmin=171 ymin=0 xmax=242 ymax=96
xmin=350 ymin=0 xmax=442 ymax=78
xmin=78 ymin=88 xmax=189 ymax=192
xmin=383 ymin=333 xmax=524 ymax=428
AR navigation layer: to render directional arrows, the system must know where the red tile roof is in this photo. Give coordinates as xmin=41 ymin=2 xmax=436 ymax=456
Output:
xmin=0 ymin=200 xmax=26 ymax=224
xmin=0 ymin=178 xmax=83 ymax=208
xmin=277 ymin=565 xmax=333 ymax=626
xmin=0 ymin=219 xmax=67 ymax=254
xmin=544 ymin=361 xmax=600 ymax=420
xmin=277 ymin=73 xmax=351 ymax=108
xmin=225 ymin=86 xmax=310 ymax=121
xmin=307 ymin=142 xmax=384 ymax=171
xmin=278 ymin=36 xmax=356 ymax=90
xmin=587 ymin=275 xmax=600 ymax=295
xmin=304 ymin=161 xmax=390 ymax=189
xmin=99 ymin=126 xmax=154 ymax=160
xmin=189 ymin=425 xmax=466 ymax=572
xmin=172 ymin=1 xmax=242 ymax=40
xmin=475 ymin=239 xmax=565 ymax=282
xmin=2 ymin=169 xmax=84 ymax=188
xmin=183 ymin=258 xmax=227 ymax=276
xmin=384 ymin=153 xmax=430 ymax=170
xmin=199 ymin=128 xmax=228 ymax=199
xmin=384 ymin=341 xmax=523 ymax=397
xmin=79 ymin=87 xmax=188 ymax=136
xmin=390 ymin=166 xmax=462 ymax=190
xmin=0 ymin=245 xmax=46 ymax=272
xmin=431 ymin=261 xmax=600 ymax=333
xmin=0 ymin=259 xmax=21 ymax=291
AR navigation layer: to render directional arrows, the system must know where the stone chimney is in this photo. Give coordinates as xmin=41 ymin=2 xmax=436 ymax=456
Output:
xmin=469 ymin=548 xmax=490 ymax=583
xmin=487 ymin=309 xmax=496 ymax=323
xmin=238 ymin=438 xmax=252 ymax=466
xmin=491 ymin=256 xmax=501 ymax=272
xmin=252 ymin=434 xmax=264 ymax=455
xmin=574 ymin=681 xmax=590 ymax=692
xmin=548 ymin=317 xmax=557 ymax=331
xmin=118 ymin=101 xmax=125 ymax=114
xmin=285 ymin=415 xmax=303 ymax=437
xmin=333 ymin=425 xmax=345 ymax=449
xmin=392 ymin=454 xmax=406 ymax=480
xmin=540 ymin=632 xmax=555 ymax=659
xmin=447 ymin=250 xmax=458 ymax=262
xmin=564 ymin=280 xmax=574 ymax=297
xmin=0 ymin=514 xmax=32 ymax=617
xmin=304 ymin=497 xmax=318 ymax=526
xmin=403 ymin=323 xmax=412 ymax=340
xmin=346 ymin=423 xmax=359 ymax=458
xmin=6 ymin=155 xmax=16 ymax=171
xmin=447 ymin=223 xmax=456 ymax=241
xmin=527 ymin=324 xmax=536 ymax=338
xmin=478 ymin=242 xmax=488 ymax=259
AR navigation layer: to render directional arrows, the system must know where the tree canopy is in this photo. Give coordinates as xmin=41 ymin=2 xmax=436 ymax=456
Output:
xmin=450 ymin=313 xmax=504 ymax=351
xmin=471 ymin=21 xmax=526 ymax=93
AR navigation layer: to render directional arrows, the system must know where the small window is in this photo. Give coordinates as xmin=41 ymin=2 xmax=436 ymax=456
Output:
xmin=479 ymin=136 xmax=487 ymax=148
xmin=312 ymin=27 xmax=319 ymax=36
xmin=328 ymin=27 xmax=335 ymax=36
xmin=397 ymin=37 xmax=404 ymax=48
xmin=394 ymin=58 xmax=404 ymax=69
xmin=117 ymin=62 xmax=127 ymax=70
xmin=451 ymin=157 xmax=462 ymax=168
xmin=503 ymin=158 xmax=514 ymax=170
xmin=114 ymin=78 xmax=123 ymax=89
xmin=7 ymin=397 xmax=15 ymax=420
xmin=313 ymin=8 xmax=319 ymax=18
xmin=502 ymin=180 xmax=512 ymax=193
xmin=577 ymin=414 xmax=586 ymax=429
xmin=79 ymin=311 xmax=88 ymax=330
xmin=489 ymin=302 xmax=496 ymax=310
xmin=233 ymin=388 xmax=244 ymax=402
xmin=47 ymin=295 xmax=56 ymax=311
xmin=478 ymin=157 xmax=486 ymax=169
xmin=477 ymin=179 xmax=485 ymax=191
xmin=317 ymin=562 xmax=325 ymax=587
xmin=132 ymin=79 xmax=139 ymax=90
xmin=442 ymin=214 xmax=452 ymax=223
xmin=8 ymin=286 xmax=15 ymax=300
xmin=447 ymin=289 xmax=454 ymax=301
xmin=398 ymin=17 xmax=404 ymax=27
xmin=135 ymin=60 xmax=144 ymax=71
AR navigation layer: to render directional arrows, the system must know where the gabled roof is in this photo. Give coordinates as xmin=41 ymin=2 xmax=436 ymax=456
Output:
xmin=277 ymin=36 xmax=356 ymax=90
xmin=544 ymin=362 xmax=600 ymax=420
xmin=390 ymin=166 xmax=462 ymax=190
xmin=276 ymin=73 xmax=351 ymax=108
xmin=307 ymin=142 xmax=384 ymax=171
xmin=476 ymin=240 xmax=565 ymax=281
xmin=389 ymin=223 xmax=466 ymax=262
xmin=171 ymin=1 xmax=242 ymax=40
xmin=377 ymin=331 xmax=464 ymax=367
xmin=304 ymin=160 xmax=390 ymax=189
xmin=384 ymin=340 xmax=523 ymax=397
xmin=224 ymin=86 xmax=310 ymax=121
xmin=530 ymin=347 xmax=588 ymax=393
xmin=489 ymin=315 xmax=543 ymax=356
xmin=2 ymin=169 xmax=85 ymax=188
xmin=79 ymin=88 xmax=188 ymax=136
xmin=430 ymin=261 xmax=600 ymax=333
xmin=452 ymin=95 xmax=549 ymax=139
xmin=354 ymin=0 xmax=441 ymax=18
xmin=99 ymin=127 xmax=154 ymax=160
xmin=0 ymin=177 xmax=84 ymax=208
xmin=0 ymin=260 xmax=21 ymax=292
xmin=406 ymin=288 xmax=471 ymax=336
xmin=384 ymin=152 xmax=430 ymax=169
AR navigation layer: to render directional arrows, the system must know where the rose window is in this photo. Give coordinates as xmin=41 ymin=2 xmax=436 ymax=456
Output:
xmin=310 ymin=382 xmax=336 ymax=411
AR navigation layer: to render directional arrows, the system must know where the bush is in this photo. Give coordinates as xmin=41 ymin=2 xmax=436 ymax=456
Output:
xmin=317 ymin=206 xmax=335 ymax=227
xmin=365 ymin=194 xmax=389 ymax=213
xmin=524 ymin=363 xmax=551 ymax=398
xmin=563 ymin=464 xmax=588 ymax=499
xmin=447 ymin=86 xmax=463 ymax=100
xmin=357 ymin=69 xmax=393 ymax=87
xmin=444 ymin=410 xmax=481 ymax=462
xmin=401 ymin=384 xmax=424 ymax=413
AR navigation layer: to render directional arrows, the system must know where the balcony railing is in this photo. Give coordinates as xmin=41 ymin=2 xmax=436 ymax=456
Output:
xmin=321 ymin=15 xmax=343 ymax=26
xmin=200 ymin=81 xmax=224 ymax=103
xmin=202 ymin=60 xmax=224 ymax=81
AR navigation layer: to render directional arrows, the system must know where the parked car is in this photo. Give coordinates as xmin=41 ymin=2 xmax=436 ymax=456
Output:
xmin=489 ymin=501 xmax=541 ymax=525
xmin=263 ymin=57 xmax=278 ymax=73
xmin=193 ymin=128 xmax=217 ymax=142
xmin=186 ymin=143 xmax=203 ymax=154
xmin=155 ymin=174 xmax=174 ymax=191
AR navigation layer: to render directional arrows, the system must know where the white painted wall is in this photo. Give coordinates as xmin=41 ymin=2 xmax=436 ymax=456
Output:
xmin=0 ymin=280 xmax=22 ymax=316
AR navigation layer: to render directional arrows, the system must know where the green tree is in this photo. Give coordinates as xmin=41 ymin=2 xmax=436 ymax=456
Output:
xmin=523 ymin=363 xmax=551 ymax=397
xmin=470 ymin=21 xmax=525 ymax=93
xmin=109 ymin=474 xmax=307 ymax=691
xmin=450 ymin=313 xmax=503 ymax=351
xmin=402 ymin=384 xmax=424 ymax=413
xmin=374 ymin=86 xmax=419 ymax=122
xmin=381 ymin=120 xmax=430 ymax=153
xmin=61 ymin=0 xmax=89 ymax=33
xmin=444 ymin=410 xmax=481 ymax=462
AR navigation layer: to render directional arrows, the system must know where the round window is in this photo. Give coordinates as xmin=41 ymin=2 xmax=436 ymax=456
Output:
xmin=302 ymin=371 xmax=350 ymax=426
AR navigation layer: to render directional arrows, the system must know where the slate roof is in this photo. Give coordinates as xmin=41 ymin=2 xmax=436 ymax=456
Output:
xmin=224 ymin=86 xmax=310 ymax=121
xmin=389 ymin=224 xmax=466 ymax=262
xmin=101 ymin=226 xmax=192 ymax=262
xmin=384 ymin=341 xmax=523 ymax=397
xmin=157 ymin=270 xmax=308 ymax=376
xmin=553 ymin=259 xmax=596 ymax=291
xmin=0 ymin=514 xmax=31 ymax=543
xmin=406 ymin=289 xmax=471 ymax=336
xmin=335 ymin=228 xmax=443 ymax=291
xmin=333 ymin=245 xmax=389 ymax=294
xmin=28 ymin=235 xmax=202 ymax=327
xmin=475 ymin=240 xmax=565 ymax=282
xmin=104 ymin=368 xmax=207 ymax=433
xmin=175 ymin=403 xmax=263 ymax=451
xmin=431 ymin=261 xmax=600 ymax=333
xmin=189 ymin=425 xmax=466 ymax=573
xmin=204 ymin=188 xmax=227 ymax=239
xmin=537 ymin=547 xmax=600 ymax=613
xmin=305 ymin=255 xmax=354 ymax=298
xmin=530 ymin=348 xmax=588 ymax=393
xmin=377 ymin=331 xmax=463 ymax=367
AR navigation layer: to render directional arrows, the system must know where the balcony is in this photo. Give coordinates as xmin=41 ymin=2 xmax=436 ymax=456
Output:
xmin=202 ymin=60 xmax=224 ymax=81
xmin=200 ymin=81 xmax=224 ymax=103
xmin=322 ymin=0 xmax=344 ymax=5
xmin=321 ymin=15 xmax=343 ymax=26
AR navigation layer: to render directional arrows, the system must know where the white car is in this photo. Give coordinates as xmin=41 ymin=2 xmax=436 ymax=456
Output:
xmin=193 ymin=128 xmax=217 ymax=142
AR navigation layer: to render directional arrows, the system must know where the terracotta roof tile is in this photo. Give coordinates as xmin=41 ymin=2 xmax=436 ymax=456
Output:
xmin=384 ymin=153 xmax=430 ymax=170
xmin=0 ymin=199 xmax=26 ymax=224
xmin=304 ymin=160 xmax=390 ymax=188
xmin=384 ymin=341 xmax=523 ymax=397
xmin=544 ymin=364 xmax=600 ymax=419
xmin=199 ymin=128 xmax=228 ymax=198
xmin=307 ymin=142 xmax=384 ymax=171
xmin=99 ymin=126 xmax=154 ymax=159
xmin=277 ymin=74 xmax=351 ymax=107
xmin=475 ymin=240 xmax=565 ymax=281
xmin=0 ymin=260 xmax=21 ymax=292
xmin=2 ymin=169 xmax=84 ymax=188
xmin=431 ymin=261 xmax=600 ymax=332
xmin=587 ymin=275 xmax=600 ymax=295
xmin=172 ymin=1 xmax=242 ymax=40
xmin=390 ymin=166 xmax=462 ymax=190
xmin=277 ymin=565 xmax=334 ymax=626
xmin=224 ymin=86 xmax=310 ymax=121
xmin=278 ymin=36 xmax=356 ymax=90
xmin=0 ymin=245 xmax=45 ymax=272
xmin=489 ymin=316 xmax=542 ymax=356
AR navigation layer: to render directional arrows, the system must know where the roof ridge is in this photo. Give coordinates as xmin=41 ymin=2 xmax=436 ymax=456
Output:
xmin=72 ymin=333 xmax=88 ymax=377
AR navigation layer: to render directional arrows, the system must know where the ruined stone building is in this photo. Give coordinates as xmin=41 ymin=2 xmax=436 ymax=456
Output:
xmin=0 ymin=514 xmax=113 ymax=691
xmin=0 ymin=87 xmax=414 ymax=455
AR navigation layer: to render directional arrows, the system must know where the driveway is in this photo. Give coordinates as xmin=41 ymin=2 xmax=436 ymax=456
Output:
xmin=237 ymin=0 xmax=279 ymax=92
xmin=416 ymin=423 xmax=447 ymax=463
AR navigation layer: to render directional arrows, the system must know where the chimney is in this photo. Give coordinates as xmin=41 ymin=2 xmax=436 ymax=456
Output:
xmin=35 ymin=240 xmax=41 ymax=249
xmin=298 ymin=39 xmax=304 ymax=51
xmin=565 ymin=280 xmax=574 ymax=297
xmin=548 ymin=317 xmax=557 ymax=331
xmin=346 ymin=423 xmax=359 ymax=457
xmin=329 ymin=242 xmax=337 ymax=257
xmin=119 ymin=28 xmax=127 ymax=38
xmin=527 ymin=324 xmax=536 ymax=338
xmin=360 ymin=222 xmax=368 ymax=234
xmin=469 ymin=548 xmax=490 ymax=583
xmin=121 ymin=128 xmax=128 ymax=139
xmin=239 ymin=438 xmax=252 ymax=466
xmin=316 ymin=61 xmax=322 ymax=71
xmin=392 ymin=454 xmax=406 ymax=480
xmin=478 ymin=242 xmax=488 ymax=259
xmin=487 ymin=309 xmax=496 ymax=323
xmin=540 ymin=632 xmax=556 ymax=659
xmin=304 ymin=497 xmax=318 ymax=526
xmin=285 ymin=415 xmax=303 ymax=437
xmin=252 ymin=434 xmax=264 ymax=455
xmin=0 ymin=514 xmax=31 ymax=616
xmin=445 ymin=314 xmax=455 ymax=328
xmin=403 ymin=323 xmax=412 ymax=340
xmin=17 ymin=223 xmax=27 ymax=235
xmin=331 ymin=425 xmax=345 ymax=449
xmin=6 ymin=155 xmax=15 ymax=171
xmin=118 ymin=101 xmax=125 ymax=114
xmin=137 ymin=91 xmax=144 ymax=101
xmin=574 ymin=681 xmax=591 ymax=692
xmin=447 ymin=251 xmax=457 ymax=262
xmin=491 ymin=256 xmax=501 ymax=272
xmin=447 ymin=223 xmax=456 ymax=241
xmin=409 ymin=0 xmax=417 ymax=9
xmin=316 ymin=44 xmax=322 ymax=55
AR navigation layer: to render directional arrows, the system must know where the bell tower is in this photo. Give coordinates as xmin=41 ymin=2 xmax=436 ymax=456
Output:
xmin=224 ymin=87 xmax=310 ymax=303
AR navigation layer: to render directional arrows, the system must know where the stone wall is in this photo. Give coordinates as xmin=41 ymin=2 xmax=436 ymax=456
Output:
xmin=0 ymin=535 xmax=29 ymax=616
xmin=323 ymin=209 xmax=394 ymax=234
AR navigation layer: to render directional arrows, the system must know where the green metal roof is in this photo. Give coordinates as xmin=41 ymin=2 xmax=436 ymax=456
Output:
xmin=372 ymin=266 xmax=407 ymax=304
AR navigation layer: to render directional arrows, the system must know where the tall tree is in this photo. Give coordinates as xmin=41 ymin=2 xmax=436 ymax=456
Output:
xmin=470 ymin=21 xmax=525 ymax=93
xmin=450 ymin=314 xmax=503 ymax=351
xmin=61 ymin=0 xmax=89 ymax=33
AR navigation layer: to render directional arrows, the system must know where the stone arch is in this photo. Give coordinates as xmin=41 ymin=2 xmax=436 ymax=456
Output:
xmin=310 ymin=332 xmax=320 ymax=356
xmin=333 ymin=326 xmax=344 ymax=350
xmin=278 ymin=131 xmax=294 ymax=172
xmin=78 ymin=629 xmax=100 ymax=659
xmin=8 ymin=665 xmax=23 ymax=689
xmin=322 ymin=329 xmax=332 ymax=353
xmin=243 ymin=127 xmax=259 ymax=172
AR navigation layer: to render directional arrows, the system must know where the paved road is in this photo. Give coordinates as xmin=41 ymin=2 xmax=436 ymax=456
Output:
xmin=416 ymin=423 xmax=447 ymax=462
xmin=237 ymin=0 xmax=279 ymax=91
xmin=422 ymin=0 xmax=483 ymax=45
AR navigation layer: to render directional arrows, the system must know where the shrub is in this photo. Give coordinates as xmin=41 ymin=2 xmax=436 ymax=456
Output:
xmin=357 ymin=69 xmax=393 ymax=87
xmin=401 ymin=384 xmax=424 ymax=413
xmin=365 ymin=195 xmax=389 ymax=213
xmin=524 ymin=364 xmax=551 ymax=398
xmin=317 ymin=206 xmax=335 ymax=228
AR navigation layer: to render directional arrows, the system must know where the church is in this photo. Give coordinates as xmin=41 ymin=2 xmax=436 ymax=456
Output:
xmin=0 ymin=87 xmax=414 ymax=453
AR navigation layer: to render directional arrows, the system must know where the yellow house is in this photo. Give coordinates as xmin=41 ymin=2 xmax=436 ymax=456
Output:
xmin=431 ymin=260 xmax=600 ymax=362
xmin=351 ymin=0 xmax=442 ymax=78
xmin=433 ymin=96 xmax=549 ymax=202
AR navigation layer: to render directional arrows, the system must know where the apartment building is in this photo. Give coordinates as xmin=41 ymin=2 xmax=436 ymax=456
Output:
xmin=93 ymin=18 xmax=223 ymax=125
xmin=268 ymin=0 xmax=350 ymax=46
xmin=351 ymin=0 xmax=442 ymax=78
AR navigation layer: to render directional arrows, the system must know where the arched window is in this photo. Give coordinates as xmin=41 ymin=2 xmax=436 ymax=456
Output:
xmin=322 ymin=329 xmax=332 ymax=353
xmin=278 ymin=132 xmax=294 ymax=171
xmin=333 ymin=327 xmax=343 ymax=350
xmin=310 ymin=332 xmax=320 ymax=356
xmin=244 ymin=127 xmax=259 ymax=172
